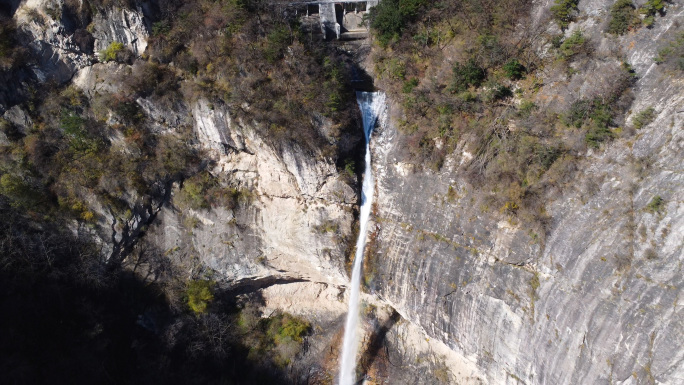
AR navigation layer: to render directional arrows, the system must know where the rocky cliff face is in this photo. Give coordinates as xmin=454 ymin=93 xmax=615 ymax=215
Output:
xmin=7 ymin=1 xmax=357 ymax=287
xmin=367 ymin=1 xmax=683 ymax=384
xmin=146 ymin=99 xmax=357 ymax=286
xmin=3 ymin=0 xmax=683 ymax=384
xmin=0 ymin=0 xmax=148 ymax=110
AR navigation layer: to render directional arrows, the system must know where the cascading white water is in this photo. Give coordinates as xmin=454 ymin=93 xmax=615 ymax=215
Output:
xmin=339 ymin=91 xmax=386 ymax=385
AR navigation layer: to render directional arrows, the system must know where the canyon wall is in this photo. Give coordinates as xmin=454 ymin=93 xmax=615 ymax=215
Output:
xmin=2 ymin=0 xmax=682 ymax=384
xmin=368 ymin=1 xmax=683 ymax=383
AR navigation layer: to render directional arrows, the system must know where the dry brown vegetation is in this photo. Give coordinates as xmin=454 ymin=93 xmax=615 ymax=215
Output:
xmin=140 ymin=0 xmax=358 ymax=153
xmin=1 ymin=1 xmax=362 ymax=382
xmin=368 ymin=0 xmax=637 ymax=235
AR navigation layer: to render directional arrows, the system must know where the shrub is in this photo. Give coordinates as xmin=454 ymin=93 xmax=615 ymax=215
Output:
xmin=640 ymin=0 xmax=666 ymax=18
xmin=151 ymin=20 xmax=171 ymax=36
xmin=178 ymin=177 xmax=209 ymax=210
xmin=653 ymin=31 xmax=684 ymax=71
xmin=175 ymin=171 xmax=248 ymax=211
xmin=368 ymin=0 xmax=402 ymax=45
xmin=500 ymin=201 xmax=519 ymax=215
xmin=607 ymin=0 xmax=639 ymax=35
xmin=125 ymin=62 xmax=180 ymax=99
xmin=645 ymin=195 xmax=665 ymax=213
xmin=483 ymin=82 xmax=512 ymax=103
xmin=154 ymin=134 xmax=201 ymax=181
xmin=561 ymin=98 xmax=620 ymax=148
xmin=632 ymin=107 xmax=656 ymax=129
xmin=562 ymin=99 xmax=592 ymax=127
xmin=380 ymin=57 xmax=406 ymax=80
xmin=585 ymin=125 xmax=614 ymax=148
xmin=240 ymin=312 xmax=311 ymax=367
xmin=368 ymin=0 xmax=428 ymax=45
xmin=271 ymin=314 xmax=310 ymax=344
xmin=263 ymin=25 xmax=291 ymax=63
xmin=476 ymin=34 xmax=507 ymax=67
xmin=99 ymin=41 xmax=124 ymax=62
xmin=638 ymin=0 xmax=665 ymax=28
xmin=503 ymin=59 xmax=526 ymax=80
xmin=0 ymin=16 xmax=19 ymax=68
xmin=60 ymin=112 xmax=104 ymax=154
xmin=449 ymin=59 xmax=486 ymax=93
xmin=402 ymin=78 xmax=419 ymax=93
xmin=322 ymin=56 xmax=349 ymax=114
xmin=0 ymin=173 xmax=46 ymax=210
xmin=558 ymin=30 xmax=587 ymax=59
xmin=314 ymin=220 xmax=339 ymax=234
xmin=550 ymin=0 xmax=580 ymax=30
xmin=344 ymin=159 xmax=355 ymax=178
xmin=186 ymin=280 xmax=215 ymax=315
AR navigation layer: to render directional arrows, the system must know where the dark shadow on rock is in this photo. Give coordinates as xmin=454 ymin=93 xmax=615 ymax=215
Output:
xmin=358 ymin=309 xmax=402 ymax=381
xmin=222 ymin=276 xmax=309 ymax=297
xmin=0 ymin=0 xmax=22 ymax=16
xmin=0 ymin=201 xmax=294 ymax=385
xmin=351 ymin=64 xmax=375 ymax=92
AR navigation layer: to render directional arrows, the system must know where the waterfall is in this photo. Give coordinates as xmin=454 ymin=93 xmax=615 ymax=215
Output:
xmin=339 ymin=91 xmax=386 ymax=385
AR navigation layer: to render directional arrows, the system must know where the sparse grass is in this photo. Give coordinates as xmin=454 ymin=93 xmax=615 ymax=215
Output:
xmin=446 ymin=185 xmax=458 ymax=202
xmin=530 ymin=273 xmax=540 ymax=291
xmin=314 ymin=220 xmax=339 ymax=234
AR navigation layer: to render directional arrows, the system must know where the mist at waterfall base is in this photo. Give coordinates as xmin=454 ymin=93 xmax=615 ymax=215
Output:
xmin=338 ymin=91 xmax=386 ymax=385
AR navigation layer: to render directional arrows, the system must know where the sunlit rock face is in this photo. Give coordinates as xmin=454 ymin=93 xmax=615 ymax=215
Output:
xmin=91 ymin=6 xmax=148 ymax=57
xmin=143 ymin=99 xmax=357 ymax=286
xmin=6 ymin=0 xmax=682 ymax=383
xmin=366 ymin=1 xmax=684 ymax=383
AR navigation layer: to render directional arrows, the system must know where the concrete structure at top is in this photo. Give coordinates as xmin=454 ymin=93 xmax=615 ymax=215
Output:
xmin=292 ymin=1 xmax=379 ymax=40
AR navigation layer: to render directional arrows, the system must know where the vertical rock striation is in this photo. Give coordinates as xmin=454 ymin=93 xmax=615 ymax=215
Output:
xmin=366 ymin=2 xmax=684 ymax=383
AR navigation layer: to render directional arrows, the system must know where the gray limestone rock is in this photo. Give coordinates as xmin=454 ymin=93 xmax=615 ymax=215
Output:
xmin=91 ymin=7 xmax=148 ymax=57
xmin=2 ymin=105 xmax=32 ymax=134
xmin=7 ymin=0 xmax=683 ymax=383
xmin=364 ymin=2 xmax=684 ymax=384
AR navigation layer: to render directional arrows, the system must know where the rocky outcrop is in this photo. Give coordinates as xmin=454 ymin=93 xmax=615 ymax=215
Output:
xmin=2 ymin=105 xmax=33 ymax=134
xmin=12 ymin=0 xmax=147 ymax=86
xmin=91 ymin=6 xmax=148 ymax=57
xmin=14 ymin=0 xmax=92 ymax=83
xmin=144 ymin=100 xmax=358 ymax=286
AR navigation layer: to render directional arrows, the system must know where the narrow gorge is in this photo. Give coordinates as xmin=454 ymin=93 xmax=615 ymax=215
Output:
xmin=339 ymin=91 xmax=385 ymax=385
xmin=0 ymin=0 xmax=682 ymax=384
